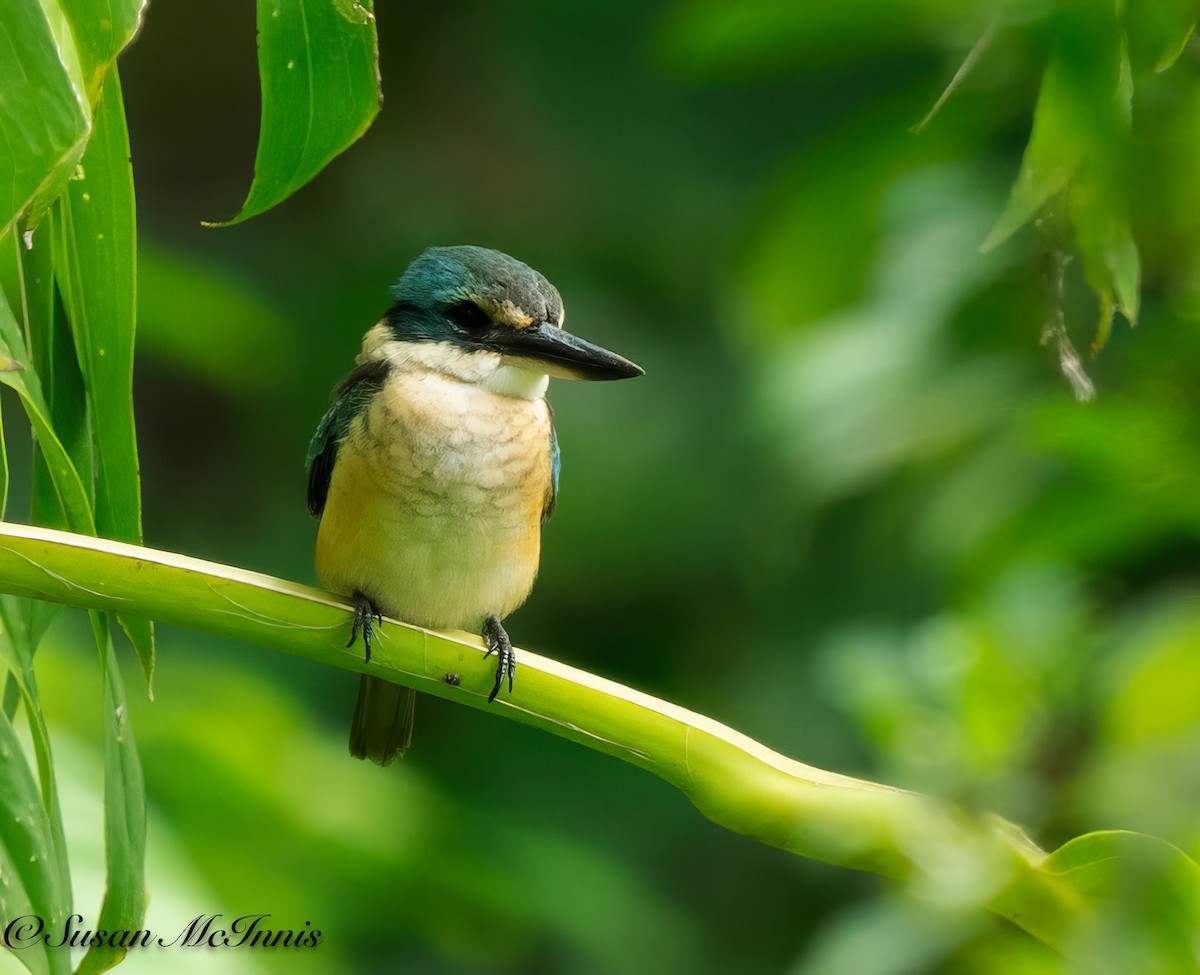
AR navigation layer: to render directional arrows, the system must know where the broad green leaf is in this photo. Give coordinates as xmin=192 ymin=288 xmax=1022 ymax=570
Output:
xmin=983 ymin=6 xmax=1128 ymax=255
xmin=1042 ymin=831 xmax=1200 ymax=968
xmin=1044 ymin=830 xmax=1186 ymax=899
xmin=74 ymin=613 xmax=146 ymax=975
xmin=58 ymin=0 xmax=147 ymax=105
xmin=0 ymin=0 xmax=147 ymax=240
xmin=0 ymin=1 xmax=90 ymax=239
xmin=981 ymin=55 xmax=1081 ymax=251
xmin=212 ymin=0 xmax=381 ymax=226
xmin=0 ymin=703 xmax=72 ymax=975
xmin=982 ymin=5 xmax=1141 ymax=333
xmin=52 ymin=72 xmax=140 ymax=545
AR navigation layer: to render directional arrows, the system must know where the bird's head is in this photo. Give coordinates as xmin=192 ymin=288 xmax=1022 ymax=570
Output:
xmin=361 ymin=246 xmax=643 ymax=398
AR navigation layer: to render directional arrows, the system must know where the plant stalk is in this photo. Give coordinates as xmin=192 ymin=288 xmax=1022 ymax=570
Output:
xmin=0 ymin=521 xmax=1088 ymax=951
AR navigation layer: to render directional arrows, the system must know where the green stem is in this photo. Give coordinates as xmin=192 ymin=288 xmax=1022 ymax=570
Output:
xmin=0 ymin=521 xmax=1088 ymax=950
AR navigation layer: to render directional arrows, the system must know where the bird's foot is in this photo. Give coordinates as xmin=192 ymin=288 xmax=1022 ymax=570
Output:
xmin=482 ymin=615 xmax=515 ymax=703
xmin=348 ymin=591 xmax=384 ymax=662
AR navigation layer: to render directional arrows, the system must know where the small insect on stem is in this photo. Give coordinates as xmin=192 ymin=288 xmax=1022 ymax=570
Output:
xmin=442 ymin=672 xmax=461 ymax=686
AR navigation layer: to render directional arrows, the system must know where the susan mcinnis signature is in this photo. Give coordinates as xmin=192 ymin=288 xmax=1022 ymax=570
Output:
xmin=3 ymin=913 xmax=323 ymax=950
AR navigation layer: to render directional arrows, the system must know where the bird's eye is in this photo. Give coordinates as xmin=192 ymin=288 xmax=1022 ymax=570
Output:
xmin=446 ymin=301 xmax=492 ymax=333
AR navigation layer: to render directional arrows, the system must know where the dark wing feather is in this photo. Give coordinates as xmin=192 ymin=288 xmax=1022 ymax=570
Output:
xmin=305 ymin=359 xmax=389 ymax=518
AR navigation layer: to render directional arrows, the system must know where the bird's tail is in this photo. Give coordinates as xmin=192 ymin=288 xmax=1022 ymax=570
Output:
xmin=349 ymin=676 xmax=416 ymax=765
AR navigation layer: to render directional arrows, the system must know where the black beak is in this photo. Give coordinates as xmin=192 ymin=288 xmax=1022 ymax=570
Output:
xmin=493 ymin=322 xmax=644 ymax=381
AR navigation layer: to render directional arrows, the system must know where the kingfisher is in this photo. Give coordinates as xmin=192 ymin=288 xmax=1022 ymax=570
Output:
xmin=306 ymin=246 xmax=643 ymax=765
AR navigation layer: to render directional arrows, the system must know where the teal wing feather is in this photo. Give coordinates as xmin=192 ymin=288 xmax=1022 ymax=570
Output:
xmin=306 ymin=360 xmax=388 ymax=518
xmin=542 ymin=422 xmax=560 ymax=525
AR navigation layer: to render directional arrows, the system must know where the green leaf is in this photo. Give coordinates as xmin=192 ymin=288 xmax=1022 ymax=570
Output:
xmin=1110 ymin=219 xmax=1139 ymax=325
xmin=0 ymin=597 xmax=72 ymax=915
xmin=0 ymin=594 xmax=70 ymax=975
xmin=981 ymin=55 xmax=1081 ymax=251
xmin=910 ymin=16 xmax=998 ymax=135
xmin=7 ymin=170 xmax=79 ymax=654
xmin=34 ymin=294 xmax=93 ymax=525
xmin=74 ymin=613 xmax=146 ymax=975
xmin=52 ymin=70 xmax=140 ymax=546
xmin=0 ymin=0 xmax=147 ymax=240
xmin=50 ymin=69 xmax=154 ymax=681
xmin=1155 ymin=21 xmax=1195 ymax=72
xmin=1065 ymin=37 xmax=1138 ymax=329
xmin=1123 ymin=0 xmax=1196 ymax=73
xmin=0 ymin=2 xmax=90 ymax=239
xmin=984 ymin=6 xmax=1129 ymax=255
xmin=1044 ymin=830 xmax=1192 ymax=897
xmin=0 ymin=263 xmax=88 ymax=683
xmin=1070 ymin=179 xmax=1140 ymax=331
xmin=1042 ymin=831 xmax=1200 ymax=968
xmin=12 ymin=230 xmax=95 ymax=535
xmin=58 ymin=0 xmax=147 ymax=105
xmin=211 ymin=0 xmax=381 ymax=226
xmin=0 ymin=700 xmax=72 ymax=975
xmin=981 ymin=6 xmax=1142 ymax=333
xmin=0 ymin=287 xmax=94 ymax=536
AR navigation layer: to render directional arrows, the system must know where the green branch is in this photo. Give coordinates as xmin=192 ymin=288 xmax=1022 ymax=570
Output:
xmin=0 ymin=521 xmax=1089 ymax=951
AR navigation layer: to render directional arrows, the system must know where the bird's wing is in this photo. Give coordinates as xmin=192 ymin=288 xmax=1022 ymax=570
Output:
xmin=541 ymin=421 xmax=560 ymax=526
xmin=305 ymin=359 xmax=389 ymax=518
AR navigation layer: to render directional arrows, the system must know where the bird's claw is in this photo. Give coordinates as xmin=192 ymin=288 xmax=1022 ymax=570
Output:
xmin=348 ymin=591 xmax=384 ymax=662
xmin=482 ymin=615 xmax=515 ymax=703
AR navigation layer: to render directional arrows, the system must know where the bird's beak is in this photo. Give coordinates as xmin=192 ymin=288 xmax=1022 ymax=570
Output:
xmin=495 ymin=322 xmax=644 ymax=381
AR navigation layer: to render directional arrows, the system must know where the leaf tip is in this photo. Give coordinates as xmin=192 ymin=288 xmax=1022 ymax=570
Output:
xmin=979 ymin=224 xmax=1008 ymax=254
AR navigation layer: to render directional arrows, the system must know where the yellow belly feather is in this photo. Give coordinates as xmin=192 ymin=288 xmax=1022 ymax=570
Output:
xmin=315 ymin=369 xmax=552 ymax=631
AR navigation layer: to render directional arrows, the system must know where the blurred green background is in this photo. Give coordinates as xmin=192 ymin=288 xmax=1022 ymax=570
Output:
xmin=5 ymin=1 xmax=1200 ymax=972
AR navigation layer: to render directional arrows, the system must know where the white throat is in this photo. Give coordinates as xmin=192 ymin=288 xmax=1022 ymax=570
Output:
xmin=359 ymin=323 xmax=550 ymax=400
xmin=483 ymin=363 xmax=550 ymax=399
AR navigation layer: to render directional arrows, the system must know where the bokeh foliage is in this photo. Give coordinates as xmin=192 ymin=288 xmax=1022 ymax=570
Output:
xmin=2 ymin=1 xmax=1200 ymax=973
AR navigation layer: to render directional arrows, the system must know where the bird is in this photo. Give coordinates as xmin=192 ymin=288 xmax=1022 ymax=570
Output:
xmin=305 ymin=245 xmax=644 ymax=765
